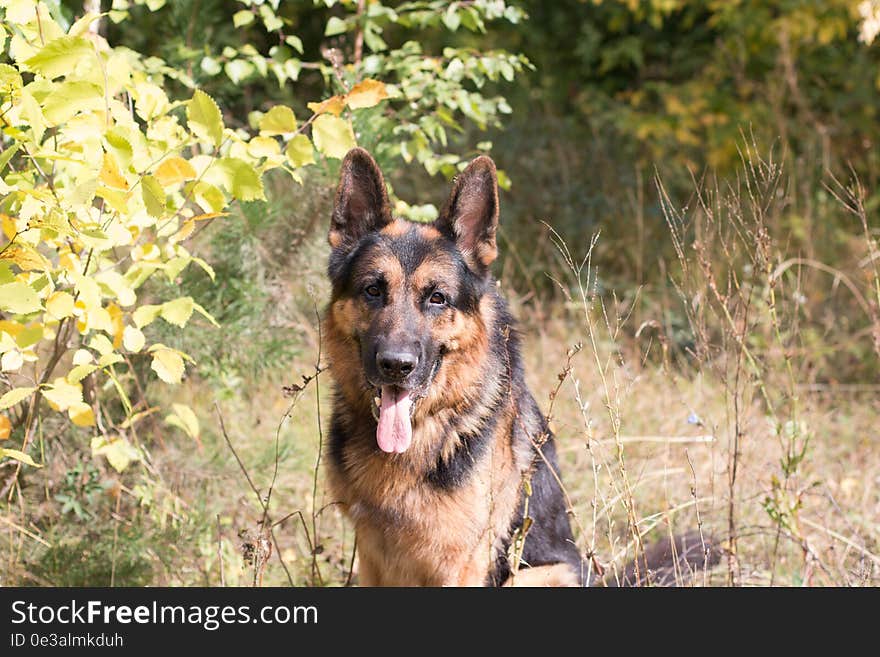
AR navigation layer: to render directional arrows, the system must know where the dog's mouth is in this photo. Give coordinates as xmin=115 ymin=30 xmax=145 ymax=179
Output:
xmin=369 ymin=357 xmax=441 ymax=454
xmin=370 ymin=385 xmax=413 ymax=454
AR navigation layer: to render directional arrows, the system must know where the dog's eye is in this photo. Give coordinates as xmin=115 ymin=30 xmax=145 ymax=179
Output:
xmin=365 ymin=284 xmax=381 ymax=298
xmin=429 ymin=291 xmax=446 ymax=305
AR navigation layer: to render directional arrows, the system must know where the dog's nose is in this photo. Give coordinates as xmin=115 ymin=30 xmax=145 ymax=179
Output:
xmin=377 ymin=350 xmax=419 ymax=380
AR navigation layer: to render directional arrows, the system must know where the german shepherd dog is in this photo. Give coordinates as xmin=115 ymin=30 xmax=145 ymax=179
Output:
xmin=323 ymin=148 xmax=584 ymax=586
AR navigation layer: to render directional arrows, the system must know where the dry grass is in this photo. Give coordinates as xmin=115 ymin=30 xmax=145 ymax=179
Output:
xmin=137 ymin=273 xmax=879 ymax=587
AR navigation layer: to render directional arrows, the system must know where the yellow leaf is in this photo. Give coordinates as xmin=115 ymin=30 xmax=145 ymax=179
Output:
xmin=0 ymin=447 xmax=41 ymax=468
xmin=345 ymin=78 xmax=389 ymax=110
xmin=154 ymin=156 xmax=197 ymax=187
xmin=190 ymin=212 xmax=229 ymax=222
xmin=1 ymin=350 xmax=23 ymax=372
xmin=286 ymin=134 xmax=315 ymax=168
xmin=119 ymin=407 xmax=159 ymax=430
xmin=0 ymin=281 xmax=42 ymax=314
xmin=131 ymin=243 xmax=161 ymax=262
xmin=312 ymin=114 xmax=357 ymax=159
xmin=151 ymin=348 xmax=185 ymax=384
xmin=91 ymin=434 xmax=140 ymax=472
xmin=72 ymin=348 xmax=93 ymax=365
xmin=0 ymin=386 xmax=35 ymax=410
xmin=96 ymin=352 xmax=123 ymax=367
xmin=99 ymin=151 xmax=129 ymax=190
xmin=1 ymin=214 xmax=16 ymax=240
xmin=86 ymin=306 xmax=113 ymax=334
xmin=106 ymin=302 xmax=124 ymax=349
xmin=307 ymin=95 xmax=346 ymax=117
xmin=96 ymin=271 xmax=136 ymax=307
xmin=187 ymin=89 xmax=225 ymax=148
xmin=122 ymin=325 xmax=145 ymax=352
xmin=66 ymin=363 xmax=98 ymax=384
xmin=58 ymin=251 xmax=82 ymax=276
xmin=42 ymin=378 xmax=82 ymax=412
xmin=0 ymin=320 xmax=22 ymax=338
xmin=171 ymin=220 xmax=195 ymax=243
xmin=73 ymin=274 xmax=102 ymax=313
xmin=133 ymin=304 xmax=162 ymax=329
xmin=165 ymin=403 xmax=200 ymax=442
xmin=95 ymin=186 xmax=129 ymax=214
xmin=68 ymin=402 xmax=95 ymax=427
xmin=141 ymin=174 xmax=166 ymax=218
xmin=88 ymin=333 xmax=114 ymax=356
xmin=160 ymin=297 xmax=195 ymax=327
xmin=46 ymin=291 xmax=75 ymax=319
xmin=0 ymin=244 xmax=51 ymax=272
xmin=247 ymin=136 xmax=281 ymax=159
xmin=259 ymin=105 xmax=297 ymax=135
xmin=0 ymin=414 xmax=10 ymax=440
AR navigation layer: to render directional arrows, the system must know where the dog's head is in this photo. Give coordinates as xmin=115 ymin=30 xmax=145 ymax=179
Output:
xmin=326 ymin=148 xmax=500 ymax=454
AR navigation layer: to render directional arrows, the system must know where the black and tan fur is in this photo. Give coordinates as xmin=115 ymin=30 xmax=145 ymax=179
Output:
xmin=323 ymin=148 xmax=583 ymax=586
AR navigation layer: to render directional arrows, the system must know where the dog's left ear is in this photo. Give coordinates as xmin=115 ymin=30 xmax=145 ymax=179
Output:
xmin=435 ymin=156 xmax=499 ymax=271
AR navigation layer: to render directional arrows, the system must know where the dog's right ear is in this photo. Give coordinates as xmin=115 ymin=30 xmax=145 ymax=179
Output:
xmin=329 ymin=148 xmax=393 ymax=249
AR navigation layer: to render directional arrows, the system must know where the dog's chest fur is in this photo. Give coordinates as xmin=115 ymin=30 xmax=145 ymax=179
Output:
xmin=326 ymin=400 xmax=533 ymax=586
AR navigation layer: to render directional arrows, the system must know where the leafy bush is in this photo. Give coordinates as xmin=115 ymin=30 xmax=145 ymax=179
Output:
xmin=0 ymin=1 xmax=525 ymax=484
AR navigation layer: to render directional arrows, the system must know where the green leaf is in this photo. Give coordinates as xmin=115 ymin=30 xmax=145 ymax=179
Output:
xmin=104 ymin=365 xmax=133 ymax=417
xmin=443 ymin=6 xmax=461 ymax=31
xmin=363 ymin=24 xmax=387 ymax=52
xmin=0 ymin=281 xmax=42 ymax=314
xmin=325 ymin=16 xmax=348 ymax=36
xmin=286 ymin=134 xmax=315 ymax=167
xmin=216 ymin=157 xmax=264 ymax=201
xmin=0 ymin=447 xmax=41 ymax=468
xmin=141 ymin=174 xmax=166 ymax=218
xmin=232 ymin=10 xmax=254 ymax=27
xmin=312 ymin=114 xmax=356 ymax=159
xmin=259 ymin=105 xmax=297 ymax=135
xmin=24 ymin=36 xmax=94 ymax=80
xmin=224 ymin=59 xmax=254 ymax=84
xmin=192 ymin=301 xmax=219 ymax=327
xmin=187 ymin=89 xmax=224 ymax=148
xmin=0 ymin=386 xmax=35 ymax=410
xmin=190 ymin=256 xmax=215 ymax=280
xmin=259 ymin=5 xmax=283 ymax=31
xmin=285 ymin=35 xmax=304 ymax=54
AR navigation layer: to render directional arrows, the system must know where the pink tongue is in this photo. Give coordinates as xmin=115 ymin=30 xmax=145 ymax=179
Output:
xmin=376 ymin=385 xmax=413 ymax=453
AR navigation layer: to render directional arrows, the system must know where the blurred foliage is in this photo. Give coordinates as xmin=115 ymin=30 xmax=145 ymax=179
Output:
xmin=501 ymin=0 xmax=879 ymax=178
xmin=96 ymin=0 xmax=529 ymax=210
